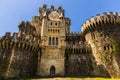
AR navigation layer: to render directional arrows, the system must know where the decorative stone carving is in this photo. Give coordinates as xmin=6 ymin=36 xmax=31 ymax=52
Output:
xmin=49 ymin=11 xmax=61 ymax=21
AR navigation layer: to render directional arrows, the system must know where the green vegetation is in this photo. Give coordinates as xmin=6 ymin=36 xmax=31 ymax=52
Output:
xmin=101 ymin=50 xmax=112 ymax=64
xmin=111 ymin=37 xmax=120 ymax=55
xmin=101 ymin=36 xmax=120 ymax=64
xmin=5 ymin=78 xmax=120 ymax=80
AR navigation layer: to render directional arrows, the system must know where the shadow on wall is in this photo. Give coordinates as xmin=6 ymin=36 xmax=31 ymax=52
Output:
xmin=64 ymin=51 xmax=111 ymax=77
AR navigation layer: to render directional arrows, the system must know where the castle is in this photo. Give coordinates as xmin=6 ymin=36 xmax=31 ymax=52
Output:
xmin=0 ymin=4 xmax=120 ymax=78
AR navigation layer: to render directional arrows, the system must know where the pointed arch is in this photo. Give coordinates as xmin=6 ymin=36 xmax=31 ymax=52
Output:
xmin=50 ymin=65 xmax=55 ymax=77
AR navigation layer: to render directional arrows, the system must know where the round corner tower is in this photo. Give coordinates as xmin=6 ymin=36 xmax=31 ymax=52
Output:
xmin=82 ymin=12 xmax=120 ymax=77
xmin=37 ymin=5 xmax=70 ymax=76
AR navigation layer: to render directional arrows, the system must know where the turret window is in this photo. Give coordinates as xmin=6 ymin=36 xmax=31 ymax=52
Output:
xmin=55 ymin=23 xmax=57 ymax=26
xmin=51 ymin=23 xmax=53 ymax=25
xmin=111 ymin=46 xmax=113 ymax=49
xmin=104 ymin=46 xmax=106 ymax=50
xmin=104 ymin=45 xmax=114 ymax=51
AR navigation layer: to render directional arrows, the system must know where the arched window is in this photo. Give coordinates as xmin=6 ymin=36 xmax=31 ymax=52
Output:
xmin=49 ymin=37 xmax=51 ymax=45
xmin=56 ymin=37 xmax=58 ymax=45
xmin=52 ymin=37 xmax=55 ymax=45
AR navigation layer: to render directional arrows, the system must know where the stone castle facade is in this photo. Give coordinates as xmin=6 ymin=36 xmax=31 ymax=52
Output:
xmin=0 ymin=5 xmax=120 ymax=78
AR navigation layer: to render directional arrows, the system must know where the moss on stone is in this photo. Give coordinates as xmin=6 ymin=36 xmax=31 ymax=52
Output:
xmin=111 ymin=37 xmax=120 ymax=55
xmin=65 ymin=48 xmax=72 ymax=58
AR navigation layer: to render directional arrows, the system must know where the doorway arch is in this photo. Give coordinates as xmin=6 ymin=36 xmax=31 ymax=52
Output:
xmin=50 ymin=65 xmax=55 ymax=77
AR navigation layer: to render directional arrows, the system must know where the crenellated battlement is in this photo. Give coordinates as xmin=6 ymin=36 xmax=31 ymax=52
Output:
xmin=66 ymin=32 xmax=85 ymax=42
xmin=66 ymin=44 xmax=91 ymax=54
xmin=65 ymin=18 xmax=71 ymax=26
xmin=70 ymin=31 xmax=81 ymax=34
xmin=39 ymin=4 xmax=64 ymax=18
xmin=0 ymin=32 xmax=40 ymax=52
xmin=82 ymin=12 xmax=120 ymax=35
xmin=0 ymin=38 xmax=40 ymax=52
xmin=18 ymin=21 xmax=38 ymax=36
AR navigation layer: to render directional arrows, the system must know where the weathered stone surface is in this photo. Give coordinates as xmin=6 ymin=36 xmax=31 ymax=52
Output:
xmin=82 ymin=15 xmax=120 ymax=78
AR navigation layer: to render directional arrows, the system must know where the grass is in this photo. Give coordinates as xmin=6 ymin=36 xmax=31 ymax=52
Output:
xmin=5 ymin=77 xmax=120 ymax=80
xmin=35 ymin=78 xmax=120 ymax=80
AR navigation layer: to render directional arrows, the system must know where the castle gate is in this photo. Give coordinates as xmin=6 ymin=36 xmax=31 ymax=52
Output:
xmin=50 ymin=66 xmax=55 ymax=77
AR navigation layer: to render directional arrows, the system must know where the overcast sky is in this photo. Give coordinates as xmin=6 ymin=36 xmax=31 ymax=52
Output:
xmin=0 ymin=0 xmax=120 ymax=36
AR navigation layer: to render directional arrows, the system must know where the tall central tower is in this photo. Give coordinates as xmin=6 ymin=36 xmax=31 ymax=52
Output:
xmin=37 ymin=5 xmax=70 ymax=76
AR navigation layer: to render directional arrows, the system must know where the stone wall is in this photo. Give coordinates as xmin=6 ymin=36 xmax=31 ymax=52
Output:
xmin=5 ymin=47 xmax=38 ymax=78
xmin=0 ymin=33 xmax=40 ymax=78
xmin=82 ymin=12 xmax=120 ymax=78
xmin=38 ymin=47 xmax=65 ymax=77
xmin=0 ymin=47 xmax=12 ymax=78
xmin=65 ymin=46 xmax=94 ymax=77
xmin=85 ymin=25 xmax=120 ymax=77
xmin=65 ymin=53 xmax=93 ymax=77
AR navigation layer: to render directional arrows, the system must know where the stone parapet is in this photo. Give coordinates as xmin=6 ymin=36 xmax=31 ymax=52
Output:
xmin=82 ymin=12 xmax=120 ymax=35
xmin=0 ymin=32 xmax=40 ymax=52
xmin=66 ymin=44 xmax=91 ymax=54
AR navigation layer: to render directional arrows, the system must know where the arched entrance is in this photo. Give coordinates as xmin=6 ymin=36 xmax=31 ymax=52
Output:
xmin=50 ymin=65 xmax=55 ymax=77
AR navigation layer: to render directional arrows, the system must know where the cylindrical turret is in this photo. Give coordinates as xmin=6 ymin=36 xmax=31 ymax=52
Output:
xmin=82 ymin=12 xmax=120 ymax=77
